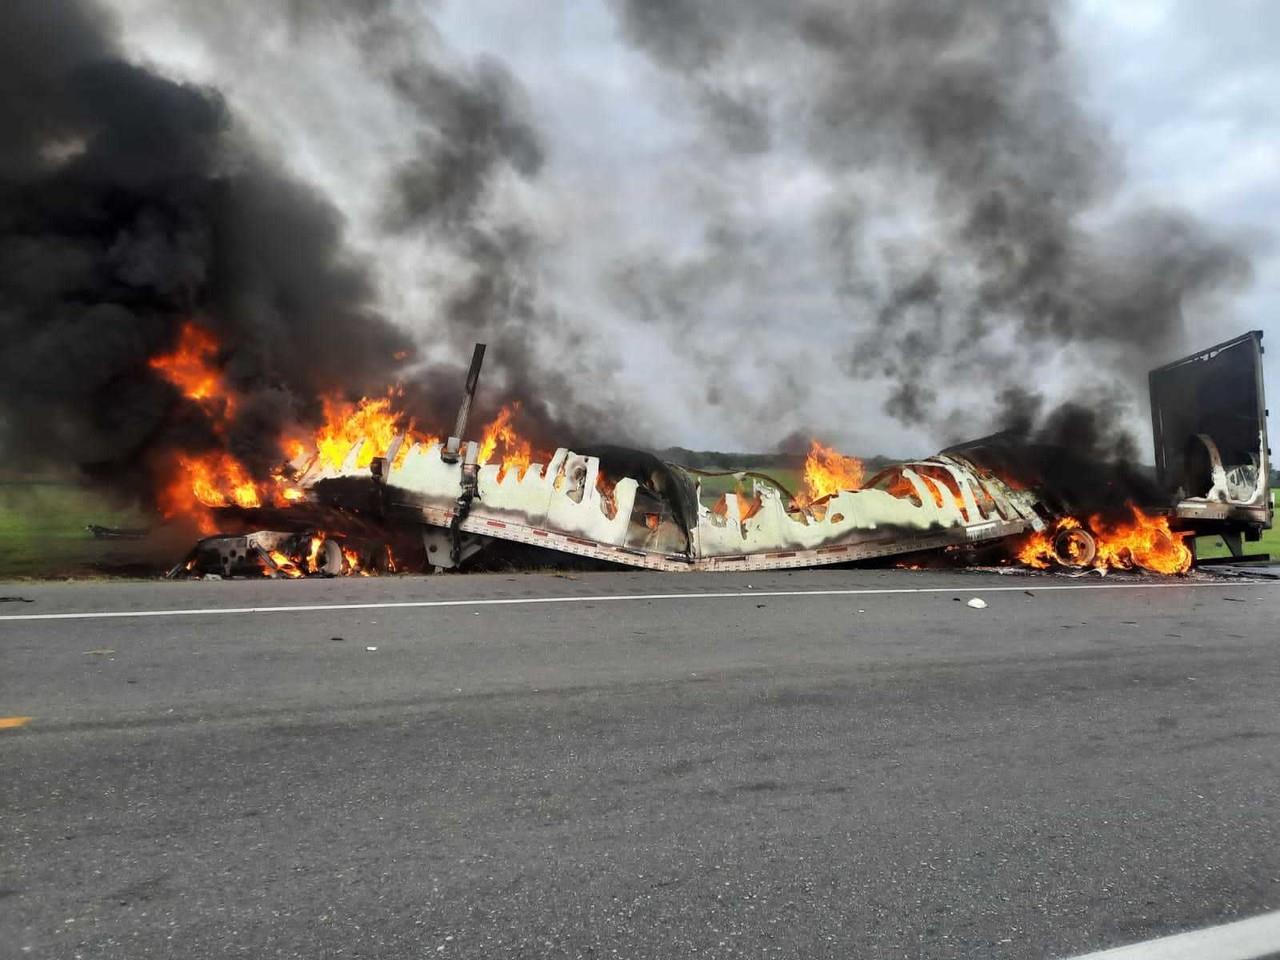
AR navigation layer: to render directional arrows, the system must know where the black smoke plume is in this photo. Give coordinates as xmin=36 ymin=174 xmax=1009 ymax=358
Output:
xmin=0 ymin=0 xmax=611 ymax=510
xmin=276 ymin=0 xmax=619 ymax=452
xmin=945 ymin=384 xmax=1160 ymax=514
xmin=0 ymin=0 xmax=416 ymax=494
xmin=0 ymin=0 xmax=1257 ymax=512
xmin=611 ymin=0 xmax=1252 ymax=457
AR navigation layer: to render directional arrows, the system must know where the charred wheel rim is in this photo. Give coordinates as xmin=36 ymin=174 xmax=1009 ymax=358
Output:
xmin=1052 ymin=527 xmax=1098 ymax=567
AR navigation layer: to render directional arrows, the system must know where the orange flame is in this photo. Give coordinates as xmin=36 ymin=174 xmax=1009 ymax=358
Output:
xmin=306 ymin=536 xmax=324 ymax=573
xmin=148 ymin=324 xmax=272 ymax=527
xmin=157 ymin=451 xmax=263 ymax=531
xmin=241 ymin=535 xmax=388 ymax=578
xmin=268 ymin=550 xmax=304 ymax=578
xmin=148 ymin=325 xmax=541 ymax=525
xmin=881 ymin=470 xmax=922 ymax=504
xmin=1092 ymin=508 xmax=1193 ymax=574
xmin=478 ymin=403 xmax=535 ymax=481
xmin=1017 ymin=516 xmax=1081 ymax=570
xmin=149 ymin=323 xmax=235 ymax=418
xmin=596 ymin=469 xmax=618 ymax=519
xmin=276 ymin=485 xmax=305 ymax=504
xmin=314 ymin=391 xmax=436 ymax=471
xmin=795 ymin=440 xmax=865 ymax=508
xmin=712 ymin=490 xmax=764 ymax=523
xmin=1016 ymin=507 xmax=1191 ymax=575
xmin=341 ymin=544 xmax=365 ymax=575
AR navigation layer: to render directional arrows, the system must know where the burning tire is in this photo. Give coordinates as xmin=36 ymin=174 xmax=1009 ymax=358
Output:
xmin=1052 ymin=527 xmax=1097 ymax=567
xmin=314 ymin=538 xmax=345 ymax=576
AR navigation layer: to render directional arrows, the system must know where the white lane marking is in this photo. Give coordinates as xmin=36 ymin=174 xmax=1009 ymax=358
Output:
xmin=1062 ymin=909 xmax=1280 ymax=959
xmin=0 ymin=579 xmax=1269 ymax=623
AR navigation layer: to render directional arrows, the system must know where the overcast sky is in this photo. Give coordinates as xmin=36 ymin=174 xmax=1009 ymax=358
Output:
xmin=109 ymin=0 xmax=1279 ymax=458
xmin=1070 ymin=0 xmax=1278 ymax=335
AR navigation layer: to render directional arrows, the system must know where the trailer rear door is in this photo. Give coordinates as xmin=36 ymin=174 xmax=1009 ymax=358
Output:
xmin=1149 ymin=330 xmax=1271 ymax=531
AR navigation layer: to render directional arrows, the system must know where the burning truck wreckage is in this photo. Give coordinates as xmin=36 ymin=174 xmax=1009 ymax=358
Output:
xmin=159 ymin=329 xmax=1272 ymax=581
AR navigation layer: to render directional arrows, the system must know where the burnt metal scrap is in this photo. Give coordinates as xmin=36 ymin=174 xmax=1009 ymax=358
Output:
xmin=86 ymin=524 xmax=149 ymax=541
xmin=169 ymin=529 xmax=401 ymax=579
xmin=169 ymin=332 xmax=1271 ymax=578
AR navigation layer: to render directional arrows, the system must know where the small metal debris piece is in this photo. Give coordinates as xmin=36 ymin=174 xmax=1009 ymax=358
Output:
xmin=85 ymin=523 xmax=148 ymax=540
xmin=1064 ymin=568 xmax=1107 ymax=578
xmin=966 ymin=598 xmax=988 ymax=609
xmin=365 ymin=645 xmax=378 ymax=652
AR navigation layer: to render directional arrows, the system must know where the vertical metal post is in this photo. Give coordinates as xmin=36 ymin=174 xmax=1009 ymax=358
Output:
xmin=442 ymin=343 xmax=486 ymax=463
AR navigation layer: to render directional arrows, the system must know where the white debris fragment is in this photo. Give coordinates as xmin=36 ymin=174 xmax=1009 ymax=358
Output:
xmin=365 ymin=645 xmax=378 ymax=652
xmin=966 ymin=598 xmax=987 ymax=609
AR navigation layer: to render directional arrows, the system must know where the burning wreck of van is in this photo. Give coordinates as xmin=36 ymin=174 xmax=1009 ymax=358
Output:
xmin=162 ymin=331 xmax=1271 ymax=579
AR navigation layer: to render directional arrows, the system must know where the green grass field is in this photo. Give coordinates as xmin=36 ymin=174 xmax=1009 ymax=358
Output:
xmin=690 ymin=467 xmax=805 ymax=501
xmin=0 ymin=482 xmax=151 ymax=578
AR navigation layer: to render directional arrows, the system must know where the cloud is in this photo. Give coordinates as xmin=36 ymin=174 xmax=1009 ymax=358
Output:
xmin=89 ymin=0 xmax=1274 ymax=460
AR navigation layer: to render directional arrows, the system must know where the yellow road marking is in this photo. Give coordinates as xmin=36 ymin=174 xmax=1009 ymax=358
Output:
xmin=0 ymin=716 xmax=32 ymax=729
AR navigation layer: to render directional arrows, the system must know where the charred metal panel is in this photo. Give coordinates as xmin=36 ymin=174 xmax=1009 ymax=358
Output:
xmin=168 ymin=530 xmax=339 ymax=579
xmin=689 ymin=458 xmax=1040 ymax=562
xmin=282 ymin=435 xmax=1047 ymax=572
xmin=1150 ymin=330 xmax=1271 ymax=529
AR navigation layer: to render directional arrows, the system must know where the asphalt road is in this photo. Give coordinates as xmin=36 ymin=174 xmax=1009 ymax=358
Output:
xmin=1 ymin=568 xmax=1278 ymax=959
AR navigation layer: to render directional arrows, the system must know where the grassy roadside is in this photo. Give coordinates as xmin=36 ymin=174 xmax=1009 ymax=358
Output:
xmin=0 ymin=481 xmax=152 ymax=578
xmin=1193 ymin=490 xmax=1280 ymax=560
